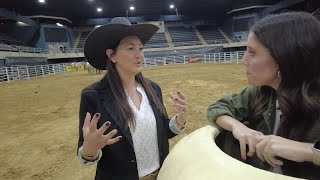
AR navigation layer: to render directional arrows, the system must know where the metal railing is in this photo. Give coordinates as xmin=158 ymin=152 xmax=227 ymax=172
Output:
xmin=0 ymin=51 xmax=245 ymax=83
xmin=0 ymin=64 xmax=65 ymax=83
xmin=144 ymin=51 xmax=245 ymax=65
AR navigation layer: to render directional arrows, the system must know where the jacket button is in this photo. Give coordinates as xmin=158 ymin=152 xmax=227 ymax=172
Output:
xmin=131 ymin=160 xmax=135 ymax=163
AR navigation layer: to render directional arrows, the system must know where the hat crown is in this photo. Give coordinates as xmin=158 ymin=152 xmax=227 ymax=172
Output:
xmin=109 ymin=17 xmax=132 ymax=26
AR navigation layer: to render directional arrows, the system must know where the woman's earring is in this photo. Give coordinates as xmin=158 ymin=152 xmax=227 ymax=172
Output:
xmin=277 ymin=71 xmax=281 ymax=78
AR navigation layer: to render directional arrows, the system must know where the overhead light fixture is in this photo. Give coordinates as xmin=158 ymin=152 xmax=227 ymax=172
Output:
xmin=17 ymin=21 xmax=29 ymax=26
xmin=56 ymin=23 xmax=63 ymax=27
xmin=170 ymin=4 xmax=174 ymax=9
xmin=97 ymin=8 xmax=102 ymax=12
xmin=130 ymin=6 xmax=135 ymax=11
xmin=39 ymin=0 xmax=45 ymax=3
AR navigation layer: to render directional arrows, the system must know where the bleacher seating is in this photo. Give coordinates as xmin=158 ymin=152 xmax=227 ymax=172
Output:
xmin=0 ymin=40 xmax=43 ymax=53
xmin=168 ymin=27 xmax=201 ymax=47
xmin=0 ymin=33 xmax=25 ymax=46
xmin=0 ymin=42 xmax=17 ymax=52
xmin=144 ymin=33 xmax=168 ymax=49
xmin=76 ymin=31 xmax=90 ymax=49
xmin=197 ymin=25 xmax=226 ymax=44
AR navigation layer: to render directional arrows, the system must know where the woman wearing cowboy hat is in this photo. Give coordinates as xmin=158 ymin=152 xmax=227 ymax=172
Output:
xmin=77 ymin=17 xmax=188 ymax=180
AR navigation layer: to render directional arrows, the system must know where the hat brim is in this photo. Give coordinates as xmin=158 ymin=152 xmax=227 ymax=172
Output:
xmin=84 ymin=24 xmax=159 ymax=70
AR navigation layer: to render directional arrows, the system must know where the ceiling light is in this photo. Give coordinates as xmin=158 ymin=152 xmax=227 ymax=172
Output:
xmin=170 ymin=5 xmax=174 ymax=9
xmin=56 ymin=23 xmax=63 ymax=27
xmin=97 ymin=8 xmax=102 ymax=12
xmin=130 ymin=6 xmax=135 ymax=10
xmin=17 ymin=21 xmax=28 ymax=26
xmin=39 ymin=0 xmax=45 ymax=3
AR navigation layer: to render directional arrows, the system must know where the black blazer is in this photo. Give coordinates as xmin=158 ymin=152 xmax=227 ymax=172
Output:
xmin=77 ymin=78 xmax=176 ymax=180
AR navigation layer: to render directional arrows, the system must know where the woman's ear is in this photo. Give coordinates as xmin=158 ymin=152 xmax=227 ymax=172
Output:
xmin=106 ymin=49 xmax=116 ymax=63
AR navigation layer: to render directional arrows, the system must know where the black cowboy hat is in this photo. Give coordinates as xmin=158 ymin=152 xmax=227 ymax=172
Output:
xmin=84 ymin=17 xmax=159 ymax=70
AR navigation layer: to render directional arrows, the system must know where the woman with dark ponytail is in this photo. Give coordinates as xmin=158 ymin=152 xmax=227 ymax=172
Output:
xmin=207 ymin=12 xmax=320 ymax=179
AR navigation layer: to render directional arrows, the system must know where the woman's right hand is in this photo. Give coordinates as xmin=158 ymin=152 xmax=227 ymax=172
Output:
xmin=231 ymin=121 xmax=264 ymax=160
xmin=82 ymin=112 xmax=122 ymax=157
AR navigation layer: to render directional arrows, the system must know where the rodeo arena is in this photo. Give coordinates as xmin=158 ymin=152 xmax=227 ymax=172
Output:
xmin=1 ymin=0 xmax=320 ymax=180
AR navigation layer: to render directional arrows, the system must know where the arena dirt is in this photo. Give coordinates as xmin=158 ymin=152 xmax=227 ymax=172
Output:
xmin=0 ymin=63 xmax=247 ymax=180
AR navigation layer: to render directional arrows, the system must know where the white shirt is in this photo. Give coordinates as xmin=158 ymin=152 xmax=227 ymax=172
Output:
xmin=127 ymin=84 xmax=160 ymax=177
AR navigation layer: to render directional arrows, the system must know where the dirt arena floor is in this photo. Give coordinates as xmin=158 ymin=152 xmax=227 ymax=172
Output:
xmin=0 ymin=63 xmax=247 ymax=180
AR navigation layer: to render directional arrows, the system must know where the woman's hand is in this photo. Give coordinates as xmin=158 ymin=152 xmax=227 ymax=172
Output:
xmin=82 ymin=112 xmax=122 ymax=157
xmin=169 ymin=91 xmax=188 ymax=127
xmin=231 ymin=121 xmax=264 ymax=160
xmin=255 ymin=135 xmax=313 ymax=167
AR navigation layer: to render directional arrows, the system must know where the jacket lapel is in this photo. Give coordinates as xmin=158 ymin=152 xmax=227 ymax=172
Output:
xmin=100 ymin=89 xmax=134 ymax=147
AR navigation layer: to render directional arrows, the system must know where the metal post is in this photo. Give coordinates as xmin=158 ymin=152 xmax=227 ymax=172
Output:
xmin=53 ymin=64 xmax=56 ymax=74
xmin=26 ymin=65 xmax=30 ymax=79
xmin=17 ymin=67 xmax=20 ymax=80
xmin=41 ymin=65 xmax=44 ymax=77
xmin=5 ymin=67 xmax=10 ymax=83
xmin=236 ymin=51 xmax=239 ymax=64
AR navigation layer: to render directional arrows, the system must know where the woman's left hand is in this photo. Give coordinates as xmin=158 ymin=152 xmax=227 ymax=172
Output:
xmin=255 ymin=135 xmax=313 ymax=167
xmin=169 ymin=91 xmax=188 ymax=126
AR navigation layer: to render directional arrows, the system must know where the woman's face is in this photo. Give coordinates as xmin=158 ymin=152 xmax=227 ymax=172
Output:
xmin=241 ymin=32 xmax=280 ymax=89
xmin=107 ymin=35 xmax=144 ymax=76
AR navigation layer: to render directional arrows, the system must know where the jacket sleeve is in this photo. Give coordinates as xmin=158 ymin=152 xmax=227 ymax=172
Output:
xmin=77 ymin=90 xmax=98 ymax=155
xmin=206 ymin=86 xmax=258 ymax=129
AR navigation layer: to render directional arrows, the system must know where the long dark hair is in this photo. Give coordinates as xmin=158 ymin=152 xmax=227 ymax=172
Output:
xmin=249 ymin=12 xmax=320 ymax=140
xmin=103 ymin=38 xmax=166 ymax=129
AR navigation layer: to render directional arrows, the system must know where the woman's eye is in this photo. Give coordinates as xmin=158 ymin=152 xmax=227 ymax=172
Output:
xmin=248 ymin=50 xmax=255 ymax=56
